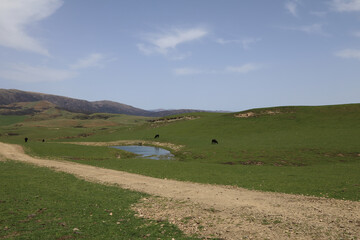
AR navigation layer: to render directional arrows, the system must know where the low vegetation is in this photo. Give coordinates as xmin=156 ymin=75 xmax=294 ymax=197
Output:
xmin=0 ymin=160 xmax=199 ymax=239
xmin=0 ymin=104 xmax=359 ymax=201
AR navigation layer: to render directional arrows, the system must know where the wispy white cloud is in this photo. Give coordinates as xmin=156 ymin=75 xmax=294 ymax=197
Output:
xmin=173 ymin=68 xmax=203 ymax=76
xmin=137 ymin=43 xmax=154 ymax=55
xmin=150 ymin=28 xmax=207 ymax=50
xmin=215 ymin=37 xmax=261 ymax=50
xmin=0 ymin=64 xmax=76 ymax=83
xmin=0 ymin=52 xmax=115 ymax=82
xmin=282 ymin=23 xmax=328 ymax=36
xmin=137 ymin=27 xmax=208 ymax=59
xmin=173 ymin=63 xmax=262 ymax=76
xmin=335 ymin=49 xmax=360 ymax=60
xmin=70 ymin=53 xmax=114 ymax=69
xmin=285 ymin=0 xmax=300 ymax=17
xmin=298 ymin=24 xmax=325 ymax=34
xmin=0 ymin=0 xmax=63 ymax=56
xmin=241 ymin=38 xmax=262 ymax=50
xmin=215 ymin=38 xmax=237 ymax=45
xmin=330 ymin=0 xmax=360 ymax=12
xmin=225 ymin=63 xmax=261 ymax=74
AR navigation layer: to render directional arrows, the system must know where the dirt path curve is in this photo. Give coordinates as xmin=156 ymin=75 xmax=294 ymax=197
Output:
xmin=0 ymin=142 xmax=359 ymax=239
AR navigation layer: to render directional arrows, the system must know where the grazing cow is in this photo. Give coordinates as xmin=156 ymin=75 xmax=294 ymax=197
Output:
xmin=24 ymin=137 xmax=28 ymax=143
xmin=211 ymin=139 xmax=218 ymax=144
xmin=154 ymin=134 xmax=160 ymax=139
xmin=42 ymin=139 xmax=45 ymax=142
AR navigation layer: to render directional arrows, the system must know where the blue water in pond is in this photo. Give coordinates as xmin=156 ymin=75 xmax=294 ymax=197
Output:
xmin=112 ymin=145 xmax=174 ymax=160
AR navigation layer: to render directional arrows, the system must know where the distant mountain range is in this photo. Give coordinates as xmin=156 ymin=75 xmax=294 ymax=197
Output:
xmin=0 ymin=89 xmax=206 ymax=117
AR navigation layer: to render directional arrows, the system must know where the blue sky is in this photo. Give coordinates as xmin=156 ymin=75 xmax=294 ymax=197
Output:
xmin=0 ymin=0 xmax=359 ymax=111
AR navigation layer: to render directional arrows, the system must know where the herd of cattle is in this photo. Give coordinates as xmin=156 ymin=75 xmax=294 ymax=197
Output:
xmin=24 ymin=135 xmax=219 ymax=144
xmin=153 ymin=134 xmax=218 ymax=144
xmin=24 ymin=137 xmax=45 ymax=143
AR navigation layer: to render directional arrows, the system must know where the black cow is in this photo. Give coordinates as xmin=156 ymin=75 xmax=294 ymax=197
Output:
xmin=42 ymin=139 xmax=45 ymax=142
xmin=24 ymin=137 xmax=28 ymax=143
xmin=211 ymin=139 xmax=218 ymax=144
xmin=154 ymin=134 xmax=160 ymax=139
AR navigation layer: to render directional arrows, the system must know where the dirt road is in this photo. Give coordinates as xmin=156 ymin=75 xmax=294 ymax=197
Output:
xmin=0 ymin=142 xmax=359 ymax=239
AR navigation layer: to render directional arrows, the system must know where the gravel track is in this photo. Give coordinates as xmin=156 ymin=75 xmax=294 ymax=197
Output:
xmin=0 ymin=142 xmax=359 ymax=239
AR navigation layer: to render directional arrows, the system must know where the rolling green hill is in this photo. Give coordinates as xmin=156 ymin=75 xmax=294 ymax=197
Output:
xmin=78 ymin=103 xmax=360 ymax=166
xmin=0 ymin=103 xmax=359 ymax=200
xmin=0 ymin=89 xmax=204 ymax=117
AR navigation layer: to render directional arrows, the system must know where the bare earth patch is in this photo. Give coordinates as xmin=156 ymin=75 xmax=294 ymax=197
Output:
xmin=133 ymin=194 xmax=360 ymax=239
xmin=0 ymin=142 xmax=359 ymax=239
xmin=235 ymin=112 xmax=257 ymax=118
xmin=235 ymin=110 xmax=285 ymax=118
xmin=148 ymin=116 xmax=200 ymax=124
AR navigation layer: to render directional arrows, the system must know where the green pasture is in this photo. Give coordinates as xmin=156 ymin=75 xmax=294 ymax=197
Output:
xmin=0 ymin=115 xmax=26 ymax=127
xmin=0 ymin=104 xmax=359 ymax=201
xmin=0 ymin=160 xmax=199 ymax=239
xmin=0 ymin=112 xmax=148 ymax=144
xmin=24 ymin=142 xmax=360 ymax=201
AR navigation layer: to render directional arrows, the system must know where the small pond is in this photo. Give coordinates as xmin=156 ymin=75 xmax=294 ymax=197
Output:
xmin=112 ymin=145 xmax=174 ymax=160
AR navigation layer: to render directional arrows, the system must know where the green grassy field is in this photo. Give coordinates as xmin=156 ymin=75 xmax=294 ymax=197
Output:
xmin=0 ymin=115 xmax=26 ymax=127
xmin=0 ymin=160 xmax=199 ymax=239
xmin=23 ymin=142 xmax=360 ymax=201
xmin=0 ymin=104 xmax=359 ymax=201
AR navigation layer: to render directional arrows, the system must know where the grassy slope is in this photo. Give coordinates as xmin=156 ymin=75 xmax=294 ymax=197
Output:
xmin=0 ymin=160 xmax=199 ymax=240
xmin=0 ymin=104 xmax=359 ymax=201
xmin=0 ymin=115 xmax=26 ymax=127
xmin=0 ymin=111 xmax=149 ymax=144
